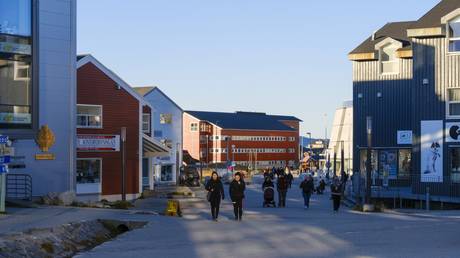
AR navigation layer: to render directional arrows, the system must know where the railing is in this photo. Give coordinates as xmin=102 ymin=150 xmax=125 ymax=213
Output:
xmin=6 ymin=174 xmax=32 ymax=201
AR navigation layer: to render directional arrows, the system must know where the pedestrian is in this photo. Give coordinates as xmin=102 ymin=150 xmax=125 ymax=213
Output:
xmin=205 ymin=172 xmax=225 ymax=221
xmin=229 ymin=172 xmax=246 ymax=221
xmin=299 ymin=174 xmax=314 ymax=209
xmin=331 ymin=178 xmax=342 ymax=213
xmin=277 ymin=173 xmax=289 ymax=207
xmin=316 ymin=178 xmax=326 ymax=194
xmin=286 ymin=171 xmax=294 ymax=188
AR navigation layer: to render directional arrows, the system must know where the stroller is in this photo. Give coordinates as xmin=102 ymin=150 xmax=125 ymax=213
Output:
xmin=263 ymin=186 xmax=276 ymax=207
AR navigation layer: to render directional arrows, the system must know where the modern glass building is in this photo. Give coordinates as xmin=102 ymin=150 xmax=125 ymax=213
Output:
xmin=0 ymin=0 xmax=76 ymax=197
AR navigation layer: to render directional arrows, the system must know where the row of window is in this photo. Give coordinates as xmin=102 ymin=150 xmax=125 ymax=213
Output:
xmin=197 ymin=134 xmax=297 ymax=142
xmin=359 ymin=149 xmax=411 ymax=179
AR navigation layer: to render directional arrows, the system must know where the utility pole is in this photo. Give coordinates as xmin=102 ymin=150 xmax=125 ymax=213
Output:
xmin=341 ymin=140 xmax=345 ymax=178
xmin=121 ymin=127 xmax=127 ymax=201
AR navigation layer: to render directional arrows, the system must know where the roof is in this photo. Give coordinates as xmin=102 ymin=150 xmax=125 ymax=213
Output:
xmin=133 ymin=86 xmax=183 ymax=111
xmin=268 ymin=114 xmax=303 ymax=122
xmin=410 ymin=0 xmax=460 ymax=29
xmin=349 ymin=21 xmax=416 ymax=55
xmin=185 ymin=111 xmax=300 ymax=131
xmin=76 ymin=54 xmax=152 ymax=108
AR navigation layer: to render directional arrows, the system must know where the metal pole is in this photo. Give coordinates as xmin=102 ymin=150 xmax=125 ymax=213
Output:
xmin=341 ymin=140 xmax=345 ymax=177
xmin=333 ymin=152 xmax=337 ymax=177
xmin=121 ymin=127 xmax=127 ymax=201
xmin=0 ymin=174 xmax=5 ymax=213
xmin=365 ymin=116 xmax=372 ymax=205
xmin=426 ymin=187 xmax=430 ymax=211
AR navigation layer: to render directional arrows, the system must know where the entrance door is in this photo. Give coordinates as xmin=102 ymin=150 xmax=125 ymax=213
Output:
xmin=142 ymin=158 xmax=149 ymax=189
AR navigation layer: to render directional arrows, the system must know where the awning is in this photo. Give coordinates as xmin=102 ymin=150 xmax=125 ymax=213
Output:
xmin=143 ymin=134 xmax=170 ymax=158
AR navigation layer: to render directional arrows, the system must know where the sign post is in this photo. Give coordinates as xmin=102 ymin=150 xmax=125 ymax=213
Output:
xmin=0 ymin=135 xmax=10 ymax=213
xmin=120 ymin=128 xmax=127 ymax=202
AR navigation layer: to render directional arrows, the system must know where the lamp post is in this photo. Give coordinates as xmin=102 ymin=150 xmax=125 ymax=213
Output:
xmin=340 ymin=140 xmax=345 ymax=178
xmin=365 ymin=116 xmax=373 ymax=205
xmin=120 ymin=127 xmax=127 ymax=201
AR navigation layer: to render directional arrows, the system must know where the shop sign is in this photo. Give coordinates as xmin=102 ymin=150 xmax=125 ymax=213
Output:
xmin=0 ymin=135 xmax=8 ymax=144
xmin=0 ymin=42 xmax=31 ymax=55
xmin=420 ymin=121 xmax=443 ymax=183
xmin=0 ymin=165 xmax=8 ymax=174
xmin=77 ymin=135 xmax=120 ymax=152
xmin=397 ymin=131 xmax=412 ymax=145
xmin=446 ymin=122 xmax=460 ymax=142
xmin=0 ymin=113 xmax=31 ymax=124
xmin=35 ymin=153 xmax=56 ymax=160
xmin=0 ymin=156 xmax=11 ymax=164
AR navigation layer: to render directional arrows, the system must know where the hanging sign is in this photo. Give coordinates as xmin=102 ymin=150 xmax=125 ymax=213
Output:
xmin=446 ymin=122 xmax=460 ymax=142
xmin=420 ymin=121 xmax=443 ymax=183
xmin=77 ymin=135 xmax=120 ymax=152
xmin=0 ymin=135 xmax=8 ymax=144
xmin=397 ymin=131 xmax=412 ymax=145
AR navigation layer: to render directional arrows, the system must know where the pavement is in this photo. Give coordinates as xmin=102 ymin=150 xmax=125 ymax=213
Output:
xmin=70 ymin=182 xmax=460 ymax=258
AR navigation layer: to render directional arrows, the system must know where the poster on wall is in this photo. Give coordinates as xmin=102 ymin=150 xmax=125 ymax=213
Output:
xmin=420 ymin=120 xmax=443 ymax=183
xmin=445 ymin=122 xmax=460 ymax=142
xmin=379 ymin=150 xmax=398 ymax=180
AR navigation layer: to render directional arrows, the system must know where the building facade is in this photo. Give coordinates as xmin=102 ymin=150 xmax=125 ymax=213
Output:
xmin=134 ymin=87 xmax=183 ymax=185
xmin=76 ymin=55 xmax=168 ymax=201
xmin=350 ymin=0 xmax=460 ymax=203
xmin=183 ymin=111 xmax=301 ymax=170
xmin=327 ymin=101 xmax=353 ymax=175
xmin=0 ymin=0 xmax=76 ymax=197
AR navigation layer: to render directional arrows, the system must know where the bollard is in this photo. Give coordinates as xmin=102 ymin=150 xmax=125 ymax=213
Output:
xmin=426 ymin=187 xmax=430 ymax=211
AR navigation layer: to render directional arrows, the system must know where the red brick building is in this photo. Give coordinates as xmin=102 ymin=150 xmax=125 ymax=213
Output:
xmin=76 ymin=55 xmax=168 ymax=201
xmin=183 ymin=111 xmax=301 ymax=169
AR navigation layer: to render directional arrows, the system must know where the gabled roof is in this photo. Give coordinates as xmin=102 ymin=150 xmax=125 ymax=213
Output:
xmin=185 ymin=111 xmax=300 ymax=131
xmin=349 ymin=21 xmax=416 ymax=56
xmin=410 ymin=0 xmax=460 ymax=29
xmin=77 ymin=54 xmax=152 ymax=108
xmin=133 ymin=86 xmax=183 ymax=111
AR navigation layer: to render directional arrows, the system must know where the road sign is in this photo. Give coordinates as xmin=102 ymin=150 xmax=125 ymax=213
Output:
xmin=0 ymin=165 xmax=8 ymax=174
xmin=0 ymin=156 xmax=10 ymax=164
xmin=0 ymin=135 xmax=8 ymax=144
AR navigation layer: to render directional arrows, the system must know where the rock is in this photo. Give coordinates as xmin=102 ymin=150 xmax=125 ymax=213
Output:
xmin=58 ymin=191 xmax=76 ymax=206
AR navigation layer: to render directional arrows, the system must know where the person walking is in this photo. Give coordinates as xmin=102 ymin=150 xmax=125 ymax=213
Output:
xmin=229 ymin=172 xmax=246 ymax=221
xmin=299 ymin=174 xmax=314 ymax=209
xmin=205 ymin=172 xmax=225 ymax=221
xmin=331 ymin=178 xmax=343 ymax=213
xmin=286 ymin=171 xmax=294 ymax=189
xmin=277 ymin=173 xmax=289 ymax=207
xmin=317 ymin=178 xmax=326 ymax=194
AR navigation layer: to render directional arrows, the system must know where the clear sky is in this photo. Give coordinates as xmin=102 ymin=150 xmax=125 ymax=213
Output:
xmin=77 ymin=0 xmax=440 ymax=138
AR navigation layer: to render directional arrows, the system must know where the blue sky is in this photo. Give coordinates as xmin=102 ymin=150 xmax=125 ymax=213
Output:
xmin=77 ymin=0 xmax=440 ymax=137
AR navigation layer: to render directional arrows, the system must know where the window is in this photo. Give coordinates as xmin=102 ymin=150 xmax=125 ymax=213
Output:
xmin=398 ymin=149 xmax=411 ymax=179
xmin=76 ymin=159 xmax=101 ymax=185
xmin=142 ymin=114 xmax=150 ymax=133
xmin=379 ymin=43 xmax=399 ymax=74
xmin=77 ymin=105 xmax=102 ymax=128
xmin=0 ymin=0 xmax=33 ymax=130
xmin=160 ymin=113 xmax=172 ymax=124
xmin=378 ymin=150 xmax=397 ymax=179
xmin=447 ymin=89 xmax=460 ymax=117
xmin=449 ymin=148 xmax=460 ymax=183
xmin=190 ymin=123 xmax=198 ymax=132
xmin=448 ymin=16 xmax=460 ymax=53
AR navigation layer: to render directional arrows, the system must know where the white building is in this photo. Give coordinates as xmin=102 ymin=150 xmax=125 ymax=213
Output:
xmin=327 ymin=101 xmax=353 ymax=175
xmin=134 ymin=87 xmax=183 ymax=185
xmin=0 ymin=0 xmax=76 ymax=198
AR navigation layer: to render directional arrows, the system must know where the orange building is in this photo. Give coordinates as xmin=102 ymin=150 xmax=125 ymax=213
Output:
xmin=183 ymin=111 xmax=301 ymax=169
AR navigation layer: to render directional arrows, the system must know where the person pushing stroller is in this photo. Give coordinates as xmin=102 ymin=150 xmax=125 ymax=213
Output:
xmin=262 ymin=176 xmax=276 ymax=207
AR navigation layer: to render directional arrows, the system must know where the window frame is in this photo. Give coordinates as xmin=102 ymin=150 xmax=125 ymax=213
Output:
xmin=0 ymin=0 xmax=38 ymax=138
xmin=190 ymin=122 xmax=198 ymax=132
xmin=77 ymin=104 xmax=103 ymax=129
xmin=447 ymin=16 xmax=460 ymax=55
xmin=448 ymin=146 xmax=460 ymax=183
xmin=142 ymin=113 xmax=151 ymax=133
xmin=446 ymin=88 xmax=460 ymax=119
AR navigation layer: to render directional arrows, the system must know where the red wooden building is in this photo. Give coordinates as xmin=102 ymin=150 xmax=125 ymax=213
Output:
xmin=76 ymin=55 xmax=169 ymax=201
xmin=183 ymin=111 xmax=301 ymax=169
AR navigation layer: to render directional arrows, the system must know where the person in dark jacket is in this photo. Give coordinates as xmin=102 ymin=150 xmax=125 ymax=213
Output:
xmin=299 ymin=175 xmax=315 ymax=209
xmin=286 ymin=171 xmax=294 ymax=188
xmin=205 ymin=172 xmax=225 ymax=221
xmin=331 ymin=178 xmax=342 ymax=213
xmin=277 ymin=174 xmax=289 ymax=207
xmin=316 ymin=178 xmax=326 ymax=194
xmin=262 ymin=176 xmax=274 ymax=189
xmin=229 ymin=172 xmax=246 ymax=221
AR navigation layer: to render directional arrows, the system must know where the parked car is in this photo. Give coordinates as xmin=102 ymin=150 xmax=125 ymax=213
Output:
xmin=180 ymin=166 xmax=200 ymax=187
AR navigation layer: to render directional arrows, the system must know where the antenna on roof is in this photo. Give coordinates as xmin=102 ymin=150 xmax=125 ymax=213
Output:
xmin=372 ymin=30 xmax=377 ymax=41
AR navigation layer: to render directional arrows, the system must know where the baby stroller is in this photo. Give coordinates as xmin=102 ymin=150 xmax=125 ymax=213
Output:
xmin=263 ymin=186 xmax=276 ymax=207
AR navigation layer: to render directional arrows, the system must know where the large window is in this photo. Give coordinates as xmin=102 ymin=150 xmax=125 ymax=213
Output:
xmin=449 ymin=148 xmax=460 ymax=183
xmin=160 ymin=113 xmax=172 ymax=124
xmin=379 ymin=43 xmax=399 ymax=74
xmin=0 ymin=0 xmax=33 ymax=130
xmin=76 ymin=159 xmax=101 ymax=184
xmin=448 ymin=16 xmax=460 ymax=53
xmin=379 ymin=150 xmax=398 ymax=179
xmin=447 ymin=89 xmax=460 ymax=117
xmin=77 ymin=105 xmax=102 ymax=128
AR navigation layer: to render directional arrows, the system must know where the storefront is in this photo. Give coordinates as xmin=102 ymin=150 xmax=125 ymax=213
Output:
xmin=0 ymin=0 xmax=77 ymax=197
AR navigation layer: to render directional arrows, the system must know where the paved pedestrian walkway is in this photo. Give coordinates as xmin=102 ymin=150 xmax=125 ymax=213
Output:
xmin=75 ymin=183 xmax=460 ymax=258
